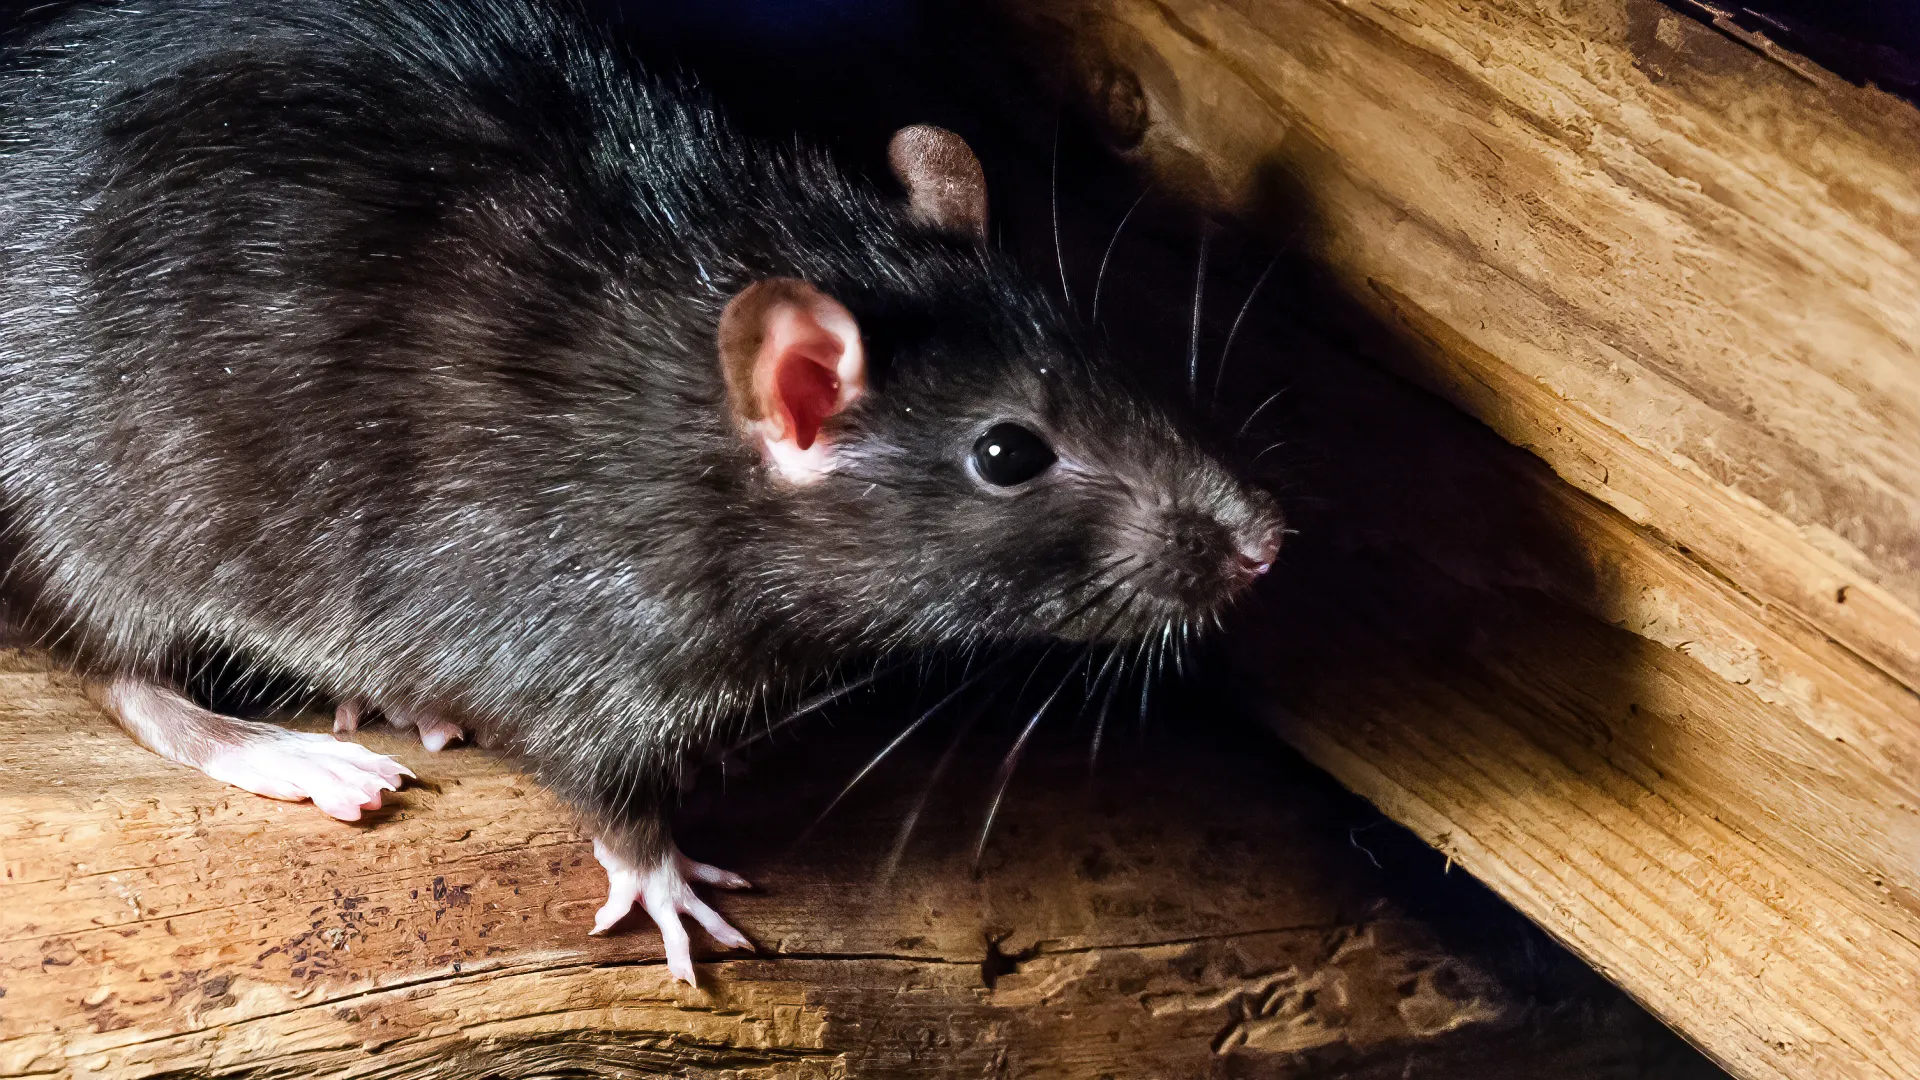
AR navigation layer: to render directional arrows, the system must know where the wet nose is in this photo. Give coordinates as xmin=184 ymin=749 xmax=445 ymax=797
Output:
xmin=1233 ymin=520 xmax=1282 ymax=577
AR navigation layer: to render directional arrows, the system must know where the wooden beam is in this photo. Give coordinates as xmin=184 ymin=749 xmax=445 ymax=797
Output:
xmin=996 ymin=3 xmax=1920 ymax=1077
xmin=1010 ymin=0 xmax=1920 ymax=695
xmin=1 ymin=650 xmax=1694 ymax=1079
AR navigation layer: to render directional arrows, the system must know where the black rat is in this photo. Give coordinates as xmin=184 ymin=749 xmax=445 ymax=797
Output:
xmin=0 ymin=0 xmax=1283 ymax=982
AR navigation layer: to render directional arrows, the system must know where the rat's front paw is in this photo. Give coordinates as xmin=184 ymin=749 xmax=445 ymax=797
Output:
xmin=588 ymin=839 xmax=751 ymax=984
xmin=204 ymin=730 xmax=414 ymax=821
xmin=334 ymin=697 xmax=466 ymax=751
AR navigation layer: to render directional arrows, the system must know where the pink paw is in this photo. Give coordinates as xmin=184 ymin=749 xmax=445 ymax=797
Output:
xmin=588 ymin=839 xmax=752 ymax=984
xmin=203 ymin=731 xmax=414 ymax=821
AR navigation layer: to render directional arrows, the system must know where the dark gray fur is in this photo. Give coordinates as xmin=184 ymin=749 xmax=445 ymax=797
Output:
xmin=0 ymin=0 xmax=1280 ymax=861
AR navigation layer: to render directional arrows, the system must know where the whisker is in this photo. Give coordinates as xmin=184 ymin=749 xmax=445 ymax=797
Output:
xmin=1211 ymin=255 xmax=1278 ymax=409
xmin=1051 ymin=118 xmax=1073 ymax=314
xmin=878 ymin=687 xmax=997 ymax=888
xmin=1089 ymin=186 xmax=1149 ymax=327
xmin=1136 ymin=636 xmax=1156 ymax=742
xmin=1187 ymin=219 xmax=1212 ymax=403
xmin=1235 ymin=388 xmax=1289 ymax=441
xmin=799 ymin=655 xmax=1009 ymax=840
xmin=1042 ymin=558 xmax=1146 ymax=640
xmin=728 ymin=655 xmax=911 ymax=754
xmin=1087 ymin=632 xmax=1130 ymax=772
xmin=973 ymin=648 xmax=1092 ymax=869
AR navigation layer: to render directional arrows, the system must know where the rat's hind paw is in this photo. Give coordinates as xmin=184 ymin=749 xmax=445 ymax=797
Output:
xmin=588 ymin=839 xmax=752 ymax=984
xmin=102 ymin=677 xmax=413 ymax=822
xmin=204 ymin=732 xmax=412 ymax=821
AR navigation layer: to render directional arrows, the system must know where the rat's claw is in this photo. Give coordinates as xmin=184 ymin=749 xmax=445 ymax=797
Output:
xmin=588 ymin=838 xmax=752 ymax=985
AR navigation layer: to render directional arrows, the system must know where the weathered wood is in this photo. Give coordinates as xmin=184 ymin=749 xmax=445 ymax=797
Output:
xmin=1233 ymin=516 xmax=1920 ymax=1080
xmin=996 ymin=2 xmax=1920 ymax=1078
xmin=0 ymin=649 xmax=1711 ymax=1079
xmin=1012 ymin=0 xmax=1920 ymax=693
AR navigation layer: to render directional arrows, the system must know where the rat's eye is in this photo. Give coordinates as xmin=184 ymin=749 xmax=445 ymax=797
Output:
xmin=972 ymin=422 xmax=1056 ymax=486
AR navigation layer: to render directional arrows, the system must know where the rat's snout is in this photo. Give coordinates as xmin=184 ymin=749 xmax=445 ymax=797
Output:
xmin=1136 ymin=484 xmax=1284 ymax=612
xmin=1233 ymin=519 xmax=1282 ymax=578
xmin=1224 ymin=492 xmax=1285 ymax=590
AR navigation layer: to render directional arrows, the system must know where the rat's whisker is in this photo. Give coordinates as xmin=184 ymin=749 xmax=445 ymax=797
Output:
xmin=729 ymin=655 xmax=911 ymax=753
xmin=1042 ymin=558 xmax=1145 ymax=639
xmin=1187 ymin=219 xmax=1212 ymax=403
xmin=973 ymin=647 xmax=1091 ymax=869
xmin=1236 ymin=388 xmax=1289 ymax=441
xmin=1086 ymin=603 xmax=1136 ymax=771
xmin=971 ymin=585 xmax=1141 ymax=867
xmin=1084 ymin=634 xmax=1125 ymax=710
xmin=800 ymin=655 xmax=1008 ymax=839
xmin=1090 ymin=186 xmax=1149 ymax=327
xmin=879 ymin=685 xmax=999 ymax=888
xmin=1134 ymin=634 xmax=1156 ymax=742
xmin=1051 ymin=118 xmax=1073 ymax=314
xmin=1211 ymin=255 xmax=1278 ymax=410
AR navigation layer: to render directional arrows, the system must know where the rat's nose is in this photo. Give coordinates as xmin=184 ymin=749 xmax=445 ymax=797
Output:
xmin=1233 ymin=520 xmax=1282 ymax=577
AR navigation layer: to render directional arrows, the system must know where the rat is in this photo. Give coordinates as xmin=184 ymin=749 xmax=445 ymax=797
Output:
xmin=0 ymin=0 xmax=1283 ymax=984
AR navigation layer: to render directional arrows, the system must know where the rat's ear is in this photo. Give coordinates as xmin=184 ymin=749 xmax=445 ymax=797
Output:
xmin=718 ymin=278 xmax=866 ymax=485
xmin=888 ymin=124 xmax=988 ymax=243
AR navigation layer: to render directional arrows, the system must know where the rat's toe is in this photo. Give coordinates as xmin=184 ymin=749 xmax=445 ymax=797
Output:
xmin=204 ymin=731 xmax=406 ymax=820
xmin=590 ymin=840 xmax=645 ymax=934
xmin=682 ymin=893 xmax=751 ymax=950
xmin=678 ymin=854 xmax=751 ymax=890
xmin=640 ymin=887 xmax=698 ymax=985
xmin=415 ymin=715 xmax=464 ymax=752
xmin=303 ymin=734 xmax=415 ymax=785
xmin=382 ymin=704 xmax=465 ymax=752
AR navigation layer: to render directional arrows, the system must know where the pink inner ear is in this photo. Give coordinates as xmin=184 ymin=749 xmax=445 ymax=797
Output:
xmin=777 ymin=350 xmax=841 ymax=452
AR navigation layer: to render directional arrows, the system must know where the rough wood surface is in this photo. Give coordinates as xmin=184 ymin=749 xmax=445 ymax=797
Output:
xmin=993 ymin=3 xmax=1920 ymax=1078
xmin=1012 ymin=0 xmax=1920 ymax=695
xmin=1248 ymin=292 xmax=1920 ymax=1080
xmin=0 ymin=648 xmax=1712 ymax=1080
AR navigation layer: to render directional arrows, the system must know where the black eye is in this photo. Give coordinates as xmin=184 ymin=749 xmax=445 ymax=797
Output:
xmin=971 ymin=422 xmax=1057 ymax=486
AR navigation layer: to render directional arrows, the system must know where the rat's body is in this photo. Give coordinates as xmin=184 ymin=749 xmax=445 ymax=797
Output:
xmin=0 ymin=0 xmax=1281 ymax=982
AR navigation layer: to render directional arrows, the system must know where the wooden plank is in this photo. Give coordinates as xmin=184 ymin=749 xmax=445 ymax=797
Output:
xmin=1009 ymin=0 xmax=1920 ymax=696
xmin=991 ymin=2 xmax=1920 ymax=1076
xmin=0 ymin=650 xmax=1705 ymax=1079
xmin=1233 ymin=538 xmax=1920 ymax=1080
xmin=1200 ymin=320 xmax=1920 ymax=1080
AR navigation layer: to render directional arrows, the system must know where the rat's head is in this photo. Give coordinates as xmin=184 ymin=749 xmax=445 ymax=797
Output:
xmin=714 ymin=127 xmax=1282 ymax=652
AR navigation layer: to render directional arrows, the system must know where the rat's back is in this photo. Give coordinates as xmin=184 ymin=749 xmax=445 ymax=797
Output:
xmin=0 ymin=0 xmax=763 ymax=680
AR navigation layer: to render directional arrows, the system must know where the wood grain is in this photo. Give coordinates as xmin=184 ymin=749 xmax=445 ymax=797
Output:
xmin=1011 ymin=0 xmax=1920 ymax=695
xmin=2 ymin=648 xmax=1696 ymax=1079
xmin=992 ymin=2 xmax=1920 ymax=1077
xmin=1234 ymin=542 xmax=1920 ymax=1080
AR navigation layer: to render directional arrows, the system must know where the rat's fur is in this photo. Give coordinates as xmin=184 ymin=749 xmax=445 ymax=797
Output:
xmin=0 ymin=0 xmax=1279 ymax=861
